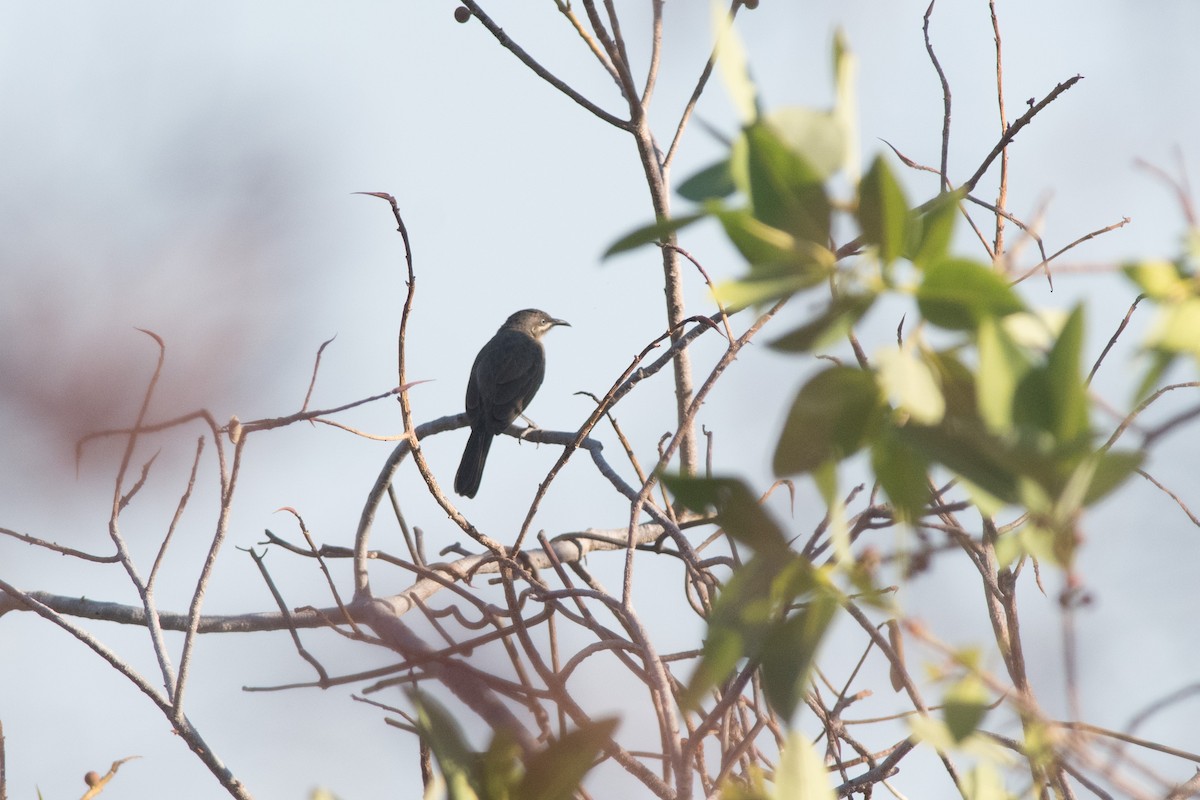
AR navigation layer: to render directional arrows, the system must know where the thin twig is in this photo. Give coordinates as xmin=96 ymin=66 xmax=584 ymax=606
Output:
xmin=107 ymin=330 xmax=179 ymax=698
xmin=77 ymin=387 xmax=401 ymax=453
xmin=174 ymin=432 xmax=245 ymax=722
xmin=1135 ymin=469 xmax=1200 ymax=527
xmin=962 ymin=74 xmax=1084 ymax=194
xmin=0 ymin=527 xmax=120 ymax=562
xmin=663 ymin=1 xmax=741 ymax=172
xmin=923 ymin=1 xmax=951 ymax=191
xmin=247 ymin=547 xmax=331 ymax=685
xmin=640 ymin=0 xmax=665 ymax=106
xmin=278 ymin=507 xmax=363 ymax=635
xmin=1087 ymin=295 xmax=1144 ymax=385
xmin=148 ymin=436 xmax=205 ymax=591
xmin=989 ymin=0 xmax=1009 ymax=255
xmin=553 ymin=0 xmax=621 ymax=86
xmin=0 ymin=579 xmax=252 ymax=798
xmin=1142 ymin=403 xmax=1200 ymax=448
xmin=457 ymin=0 xmax=629 ymax=128
xmin=301 ymin=335 xmax=337 ymax=413
xmin=1103 ymin=382 xmax=1200 ymax=451
xmin=1010 ymin=215 xmax=1131 ymax=287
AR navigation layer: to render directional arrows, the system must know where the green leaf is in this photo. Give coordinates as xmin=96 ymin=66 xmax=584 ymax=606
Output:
xmin=917 ymin=258 xmax=1026 ymax=330
xmin=1047 ymin=457 xmax=1097 ymax=563
xmin=479 ymin=730 xmax=522 ymax=800
xmin=875 ymin=344 xmax=945 ymax=425
xmin=901 ymin=351 xmax=1031 ymax=505
xmin=409 ymin=690 xmax=483 ymax=800
xmin=715 ymin=766 xmax=770 ymax=800
xmin=684 ymin=556 xmax=823 ymax=709
xmin=1084 ymin=449 xmax=1142 ymax=504
xmin=830 ymin=28 xmax=859 ymax=181
xmin=516 ymin=718 xmax=619 ymax=800
xmin=744 ymin=121 xmax=832 ymax=245
xmin=679 ymin=158 xmax=736 ymax=202
xmin=1002 ymin=309 xmax=1066 ymax=351
xmin=763 ymin=106 xmax=847 ymax=180
xmin=961 ymin=761 xmax=1014 ymax=800
xmin=714 ymin=207 xmax=836 ymax=277
xmin=1123 ymin=259 xmax=1189 ymax=300
xmin=711 ymin=0 xmax=757 ymax=123
xmin=1147 ymin=296 xmax=1200 ymax=357
xmin=603 ymin=212 xmax=708 ymax=259
xmin=1042 ymin=305 xmax=1089 ymax=443
xmin=684 ymin=622 xmax=748 ymax=709
xmin=857 ymin=155 xmax=909 ymax=265
xmin=977 ymin=317 xmax=1031 ymax=433
xmin=812 ymin=461 xmax=853 ymax=564
xmin=775 ymin=731 xmax=837 ymax=800
xmin=1010 ymin=367 xmax=1055 ymax=442
xmin=1013 ymin=306 xmax=1089 ymax=445
xmin=907 ymin=190 xmax=963 ymax=269
xmin=661 ymin=475 xmax=789 ymax=558
xmin=768 ymin=292 xmax=875 ymax=353
xmin=710 ymin=206 xmax=835 ymax=309
xmin=759 ymin=590 xmax=839 ymax=720
xmin=910 ymin=715 xmax=1012 ymax=762
xmin=927 ymin=350 xmax=981 ymax=417
xmin=1187 ymin=228 xmax=1200 ymax=266
xmin=897 ymin=421 xmax=1021 ymax=506
xmin=871 ymin=427 xmax=931 ymax=523
xmin=959 ymin=476 xmax=1008 ymax=519
xmin=943 ymin=675 xmax=991 ymax=743
xmin=1133 ymin=350 xmax=1174 ymax=402
xmin=773 ymin=366 xmax=883 ymax=475
xmin=715 ymin=274 xmax=825 ymax=311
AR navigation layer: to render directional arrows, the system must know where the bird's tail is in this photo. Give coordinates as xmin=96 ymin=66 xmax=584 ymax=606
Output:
xmin=454 ymin=428 xmax=493 ymax=498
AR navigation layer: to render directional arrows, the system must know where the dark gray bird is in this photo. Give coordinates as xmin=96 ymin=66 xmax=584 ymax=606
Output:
xmin=454 ymin=309 xmax=570 ymax=498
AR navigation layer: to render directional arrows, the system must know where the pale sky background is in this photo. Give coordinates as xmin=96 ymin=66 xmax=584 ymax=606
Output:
xmin=2 ymin=2 xmax=1199 ymax=798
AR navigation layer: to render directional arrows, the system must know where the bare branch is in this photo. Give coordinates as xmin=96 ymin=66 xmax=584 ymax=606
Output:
xmin=923 ymin=0 xmax=952 ymax=191
xmin=456 ymin=0 xmax=629 ymax=129
xmin=962 ymin=74 xmax=1084 ymax=195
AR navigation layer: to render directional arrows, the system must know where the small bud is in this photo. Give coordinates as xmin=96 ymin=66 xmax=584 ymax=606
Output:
xmin=227 ymin=415 xmax=243 ymax=444
xmin=85 ymin=771 xmax=102 ymax=787
xmin=454 ymin=6 xmax=471 ymax=23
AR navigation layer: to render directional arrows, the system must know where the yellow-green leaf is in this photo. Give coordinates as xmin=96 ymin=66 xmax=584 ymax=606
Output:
xmin=876 ymin=344 xmax=945 ymax=425
xmin=977 ymin=317 xmax=1031 ymax=433
xmin=775 ymin=732 xmax=837 ymax=800
xmin=857 ymin=155 xmax=909 ymax=265
xmin=917 ymin=259 xmax=1025 ymax=330
xmin=943 ymin=675 xmax=990 ymax=743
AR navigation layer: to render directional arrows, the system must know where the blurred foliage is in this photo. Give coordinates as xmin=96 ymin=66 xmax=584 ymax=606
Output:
xmin=602 ymin=18 xmax=1165 ymax=798
xmin=411 ymin=690 xmax=617 ymax=800
xmin=420 ymin=11 xmax=1198 ymax=798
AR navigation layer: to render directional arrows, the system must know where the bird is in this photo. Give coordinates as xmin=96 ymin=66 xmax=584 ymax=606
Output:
xmin=454 ymin=309 xmax=570 ymax=498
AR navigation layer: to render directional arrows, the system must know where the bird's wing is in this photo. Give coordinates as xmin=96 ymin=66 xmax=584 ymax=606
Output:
xmin=473 ymin=333 xmax=546 ymax=433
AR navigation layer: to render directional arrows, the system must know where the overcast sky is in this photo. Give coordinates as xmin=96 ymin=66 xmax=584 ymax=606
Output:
xmin=2 ymin=2 xmax=1199 ymax=798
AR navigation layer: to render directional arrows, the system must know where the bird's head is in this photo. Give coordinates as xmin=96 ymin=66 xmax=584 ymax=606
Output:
xmin=505 ymin=308 xmax=571 ymax=338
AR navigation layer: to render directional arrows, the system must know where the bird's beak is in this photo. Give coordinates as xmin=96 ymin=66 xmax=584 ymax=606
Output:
xmin=551 ymin=318 xmax=571 ymax=328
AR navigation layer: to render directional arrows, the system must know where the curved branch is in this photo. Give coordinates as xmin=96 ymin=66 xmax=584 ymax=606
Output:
xmin=457 ymin=0 xmax=630 ymax=129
